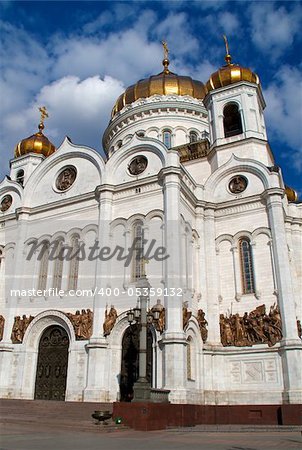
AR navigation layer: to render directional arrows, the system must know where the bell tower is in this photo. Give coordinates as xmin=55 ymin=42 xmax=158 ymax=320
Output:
xmin=203 ymin=37 xmax=269 ymax=166
xmin=10 ymin=107 xmax=56 ymax=186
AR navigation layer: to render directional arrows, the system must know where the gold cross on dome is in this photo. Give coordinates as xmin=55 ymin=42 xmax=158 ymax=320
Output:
xmin=39 ymin=106 xmax=49 ymax=124
xmin=223 ymin=35 xmax=229 ymax=55
xmin=223 ymin=35 xmax=232 ymax=64
xmin=162 ymin=40 xmax=169 ymax=60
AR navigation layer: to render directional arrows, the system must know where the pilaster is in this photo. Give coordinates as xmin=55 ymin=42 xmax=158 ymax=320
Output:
xmin=83 ymin=185 xmax=113 ymax=401
xmin=263 ymin=188 xmax=302 ymax=403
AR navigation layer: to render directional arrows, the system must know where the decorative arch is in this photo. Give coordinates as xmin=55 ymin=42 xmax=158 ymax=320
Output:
xmin=234 ymin=230 xmax=253 ymax=243
xmin=215 ymin=234 xmax=234 ymax=249
xmin=204 ymin=154 xmax=271 ymax=197
xmin=23 ymin=139 xmax=105 ymax=205
xmin=252 ymin=227 xmax=272 ymax=240
xmin=23 ymin=310 xmax=76 ymax=349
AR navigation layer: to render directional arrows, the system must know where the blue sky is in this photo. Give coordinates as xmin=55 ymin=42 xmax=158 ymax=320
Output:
xmin=0 ymin=0 xmax=301 ymax=194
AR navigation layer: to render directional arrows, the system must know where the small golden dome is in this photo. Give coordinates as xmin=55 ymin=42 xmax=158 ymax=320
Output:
xmin=14 ymin=107 xmax=56 ymax=158
xmin=285 ymin=186 xmax=298 ymax=202
xmin=111 ymin=58 xmax=206 ymax=118
xmin=206 ymin=36 xmax=260 ymax=92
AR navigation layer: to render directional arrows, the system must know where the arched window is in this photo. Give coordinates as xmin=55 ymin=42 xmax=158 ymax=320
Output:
xmin=137 ymin=131 xmax=145 ymax=138
xmin=132 ymin=220 xmax=144 ymax=281
xmin=223 ymin=103 xmax=243 ymax=138
xmin=239 ymin=238 xmax=255 ymax=294
xmin=189 ymin=131 xmax=198 ymax=143
xmin=38 ymin=241 xmax=50 ymax=291
xmin=53 ymin=240 xmax=64 ymax=290
xmin=16 ymin=170 xmax=24 ymax=186
xmin=68 ymin=235 xmax=80 ymax=291
xmin=163 ymin=130 xmax=172 ymax=149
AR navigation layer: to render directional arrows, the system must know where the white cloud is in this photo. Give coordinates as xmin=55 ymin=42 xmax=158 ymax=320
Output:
xmin=52 ymin=30 xmax=162 ymax=85
xmin=218 ymin=11 xmax=239 ymax=36
xmin=264 ymin=65 xmax=302 ymax=172
xmin=249 ymin=2 xmax=302 ymax=58
xmin=1 ymin=75 xmax=125 ymax=167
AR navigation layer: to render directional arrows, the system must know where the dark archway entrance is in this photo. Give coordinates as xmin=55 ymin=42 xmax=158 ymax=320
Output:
xmin=120 ymin=324 xmax=153 ymax=402
xmin=34 ymin=325 xmax=69 ymax=401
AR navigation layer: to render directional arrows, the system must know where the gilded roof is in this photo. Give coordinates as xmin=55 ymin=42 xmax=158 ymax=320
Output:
xmin=111 ymin=58 xmax=206 ymax=118
xmin=206 ymin=63 xmax=259 ymax=92
xmin=206 ymin=40 xmax=259 ymax=92
xmin=14 ymin=123 xmax=56 ymax=158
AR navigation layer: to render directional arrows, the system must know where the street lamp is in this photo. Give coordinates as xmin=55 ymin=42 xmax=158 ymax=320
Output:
xmin=126 ymin=276 xmax=162 ymax=402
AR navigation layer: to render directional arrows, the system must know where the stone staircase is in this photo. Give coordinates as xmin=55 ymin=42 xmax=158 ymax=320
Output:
xmin=0 ymin=399 xmax=126 ymax=433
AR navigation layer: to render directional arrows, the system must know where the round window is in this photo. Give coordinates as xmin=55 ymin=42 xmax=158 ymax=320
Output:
xmin=1 ymin=194 xmax=13 ymax=212
xmin=128 ymin=156 xmax=148 ymax=175
xmin=55 ymin=166 xmax=77 ymax=191
xmin=228 ymin=175 xmax=248 ymax=194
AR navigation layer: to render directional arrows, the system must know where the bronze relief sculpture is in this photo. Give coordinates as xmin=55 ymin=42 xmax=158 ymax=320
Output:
xmin=1 ymin=195 xmax=13 ymax=212
xmin=229 ymin=175 xmax=247 ymax=194
xmin=66 ymin=309 xmax=93 ymax=340
xmin=220 ymin=304 xmax=282 ymax=347
xmin=128 ymin=156 xmax=148 ymax=175
xmin=11 ymin=315 xmax=34 ymax=343
xmin=183 ymin=305 xmax=192 ymax=330
xmin=56 ymin=166 xmax=77 ymax=191
xmin=103 ymin=306 xmax=118 ymax=336
xmin=197 ymin=309 xmax=208 ymax=343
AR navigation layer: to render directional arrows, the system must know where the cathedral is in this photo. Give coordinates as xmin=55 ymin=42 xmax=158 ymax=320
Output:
xmin=0 ymin=41 xmax=301 ymax=409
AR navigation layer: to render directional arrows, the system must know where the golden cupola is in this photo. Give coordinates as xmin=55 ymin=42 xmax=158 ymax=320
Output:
xmin=111 ymin=41 xmax=206 ymax=118
xmin=14 ymin=107 xmax=56 ymax=158
xmin=206 ymin=36 xmax=260 ymax=92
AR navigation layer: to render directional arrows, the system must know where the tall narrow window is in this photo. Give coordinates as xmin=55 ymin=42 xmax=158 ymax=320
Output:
xmin=132 ymin=221 xmax=144 ymax=281
xmin=163 ymin=130 xmax=172 ymax=149
xmin=16 ymin=170 xmax=24 ymax=186
xmin=38 ymin=241 xmax=50 ymax=291
xmin=223 ymin=103 xmax=243 ymax=138
xmin=239 ymin=238 xmax=255 ymax=294
xmin=189 ymin=131 xmax=198 ymax=143
xmin=68 ymin=235 xmax=80 ymax=291
xmin=53 ymin=240 xmax=64 ymax=290
xmin=187 ymin=337 xmax=192 ymax=380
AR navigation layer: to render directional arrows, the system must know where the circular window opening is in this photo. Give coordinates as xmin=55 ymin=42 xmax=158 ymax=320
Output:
xmin=128 ymin=156 xmax=148 ymax=176
xmin=228 ymin=175 xmax=248 ymax=194
xmin=56 ymin=166 xmax=77 ymax=191
xmin=1 ymin=194 xmax=13 ymax=212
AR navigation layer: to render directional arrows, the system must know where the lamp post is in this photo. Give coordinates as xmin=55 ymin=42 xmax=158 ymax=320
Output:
xmin=127 ymin=275 xmax=150 ymax=401
xmin=126 ymin=275 xmax=162 ymax=402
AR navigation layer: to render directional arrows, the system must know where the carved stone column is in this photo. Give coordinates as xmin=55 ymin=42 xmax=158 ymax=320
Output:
xmin=204 ymin=207 xmax=220 ymax=344
xmin=83 ymin=185 xmax=113 ymax=402
xmin=263 ymin=189 xmax=302 ymax=403
xmin=159 ymin=167 xmax=187 ymax=402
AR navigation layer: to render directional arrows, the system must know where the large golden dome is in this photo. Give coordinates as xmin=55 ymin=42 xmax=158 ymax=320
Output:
xmin=14 ymin=107 xmax=56 ymax=158
xmin=206 ymin=37 xmax=260 ymax=92
xmin=111 ymin=58 xmax=206 ymax=118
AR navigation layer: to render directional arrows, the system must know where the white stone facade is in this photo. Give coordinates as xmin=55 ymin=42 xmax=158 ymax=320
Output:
xmin=0 ymin=76 xmax=301 ymax=405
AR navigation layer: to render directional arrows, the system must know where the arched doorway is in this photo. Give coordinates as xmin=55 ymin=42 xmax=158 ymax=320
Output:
xmin=34 ymin=325 xmax=69 ymax=401
xmin=120 ymin=324 xmax=153 ymax=402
